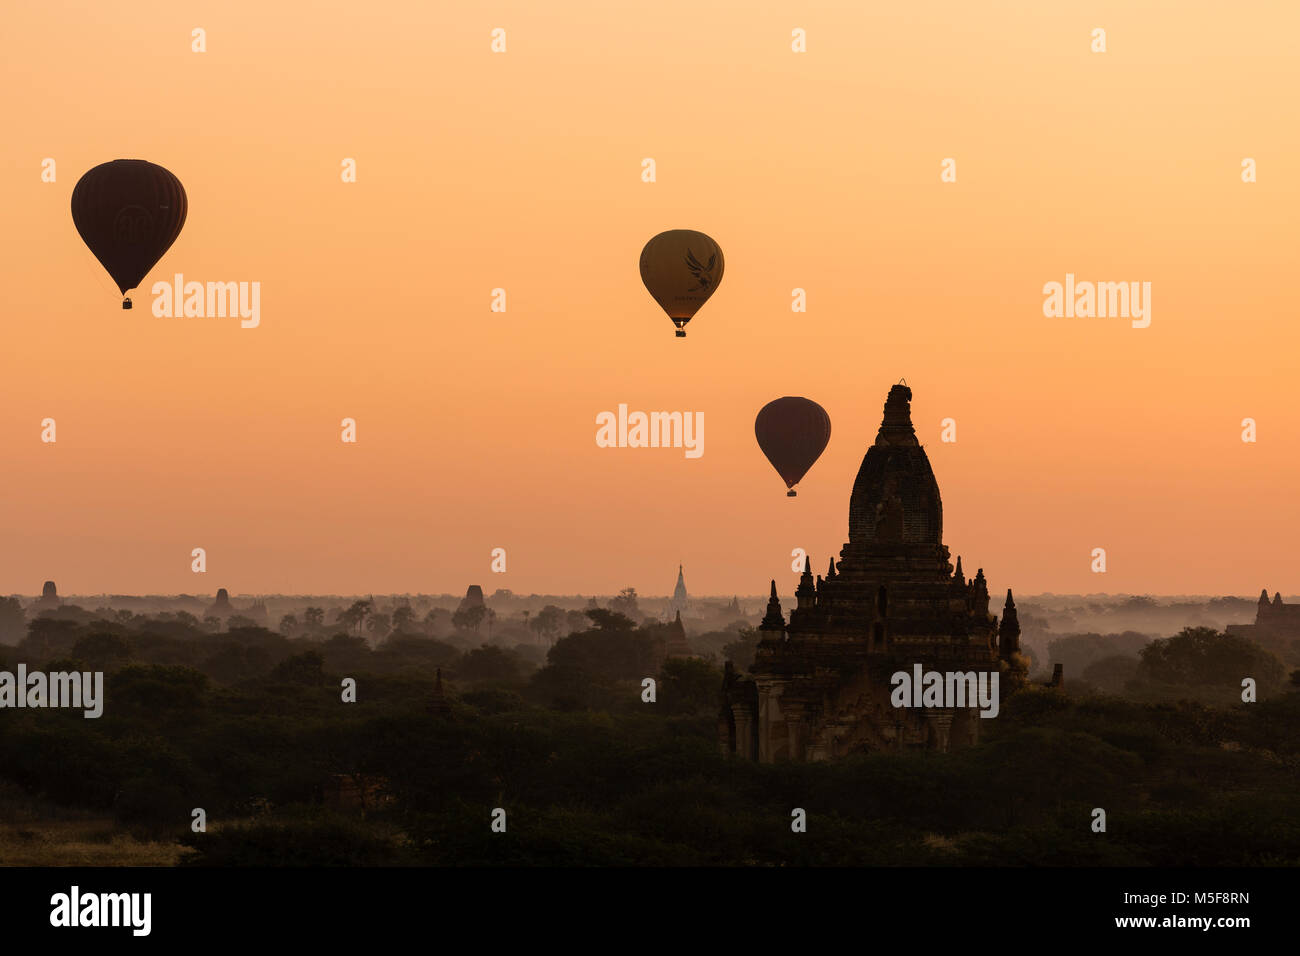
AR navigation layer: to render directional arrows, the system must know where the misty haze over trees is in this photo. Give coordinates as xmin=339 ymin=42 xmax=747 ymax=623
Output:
xmin=1 ymin=586 xmax=1297 ymax=865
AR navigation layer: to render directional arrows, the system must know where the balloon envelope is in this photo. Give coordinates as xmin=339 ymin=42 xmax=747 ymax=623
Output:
xmin=639 ymin=229 xmax=724 ymax=336
xmin=755 ymin=397 xmax=832 ymax=495
xmin=71 ymin=160 xmax=187 ymax=297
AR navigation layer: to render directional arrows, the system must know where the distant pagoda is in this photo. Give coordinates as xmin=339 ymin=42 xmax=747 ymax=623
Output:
xmin=668 ymin=564 xmax=689 ymax=618
xmin=427 ymin=667 xmax=453 ymax=718
xmin=207 ymin=588 xmax=233 ymax=618
xmin=34 ymin=580 xmax=60 ymax=612
xmin=665 ymin=610 xmax=692 ymax=659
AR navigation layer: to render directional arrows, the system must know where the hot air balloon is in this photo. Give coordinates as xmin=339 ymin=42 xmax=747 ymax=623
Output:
xmin=639 ymin=229 xmax=724 ymax=337
xmin=755 ymin=397 xmax=831 ymax=496
xmin=71 ymin=160 xmax=187 ymax=309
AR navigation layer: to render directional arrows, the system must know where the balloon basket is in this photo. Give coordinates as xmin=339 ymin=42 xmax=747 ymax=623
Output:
xmin=787 ymin=490 xmax=797 ymax=497
xmin=122 ymin=298 xmax=132 ymax=310
xmin=675 ymin=330 xmax=686 ymax=338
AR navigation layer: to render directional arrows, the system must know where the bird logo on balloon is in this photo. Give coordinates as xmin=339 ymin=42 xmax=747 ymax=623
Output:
xmin=684 ymin=249 xmax=717 ymax=292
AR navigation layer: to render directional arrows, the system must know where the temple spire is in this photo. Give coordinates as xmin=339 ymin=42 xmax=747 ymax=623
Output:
xmin=972 ymin=569 xmax=990 ymax=615
xmin=671 ymin=564 xmax=689 ymax=617
xmin=874 ymin=382 xmax=918 ymax=447
xmin=760 ymin=580 xmax=785 ymax=631
xmin=999 ymin=589 xmax=1021 ymax=657
xmin=796 ymin=557 xmax=816 ymax=610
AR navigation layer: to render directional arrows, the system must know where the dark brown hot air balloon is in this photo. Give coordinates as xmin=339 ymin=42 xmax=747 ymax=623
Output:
xmin=755 ymin=397 xmax=831 ymax=496
xmin=639 ymin=229 xmax=724 ymax=337
xmin=71 ymin=160 xmax=187 ymax=309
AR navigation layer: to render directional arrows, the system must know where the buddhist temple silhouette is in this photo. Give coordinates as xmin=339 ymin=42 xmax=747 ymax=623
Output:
xmin=207 ymin=588 xmax=233 ymax=618
xmin=720 ymin=383 xmax=1029 ymax=761
xmin=1226 ymin=590 xmax=1300 ymax=656
xmin=457 ymin=585 xmax=486 ymax=614
xmin=33 ymin=580 xmax=60 ymax=612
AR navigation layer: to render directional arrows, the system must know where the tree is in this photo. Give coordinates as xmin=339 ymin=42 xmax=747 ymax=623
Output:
xmin=20 ymin=617 xmax=82 ymax=660
xmin=391 ymin=605 xmax=416 ymax=633
xmin=366 ymin=613 xmax=391 ymax=641
xmin=270 ymin=650 xmax=327 ymax=685
xmin=1138 ymin=627 xmax=1286 ymax=691
xmin=458 ymin=645 xmax=522 ymax=682
xmin=70 ymin=632 xmax=133 ymax=672
xmin=1081 ymin=654 xmax=1140 ymax=694
xmin=609 ymin=587 xmax=641 ymax=620
xmin=0 ymin=597 xmax=25 ymax=644
xmin=303 ymin=607 xmax=325 ymax=631
xmin=530 ymin=605 xmax=564 ymax=645
xmin=109 ymin=665 xmax=210 ymax=720
xmin=543 ymin=614 xmax=654 ymax=680
xmin=339 ymin=600 xmax=374 ymax=636
xmin=452 ymin=604 xmax=487 ymax=634
xmin=658 ymin=656 xmax=724 ymax=714
xmin=279 ymin=614 xmax=299 ymax=636
xmin=722 ymin=626 xmax=760 ymax=671
xmin=583 ymin=608 xmax=636 ymax=633
xmin=422 ymin=607 xmax=450 ymax=636
xmin=202 ymin=642 xmax=273 ymax=683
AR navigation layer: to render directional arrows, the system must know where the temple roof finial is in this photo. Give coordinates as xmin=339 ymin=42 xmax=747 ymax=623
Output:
xmin=875 ymin=383 xmax=917 ymax=447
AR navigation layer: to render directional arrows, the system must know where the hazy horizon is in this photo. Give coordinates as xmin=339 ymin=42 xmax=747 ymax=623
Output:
xmin=4 ymin=586 xmax=1286 ymax=605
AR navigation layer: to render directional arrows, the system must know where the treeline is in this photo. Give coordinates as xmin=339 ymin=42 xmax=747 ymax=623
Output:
xmin=1047 ymin=626 xmax=1296 ymax=700
xmin=0 ymin=608 xmax=728 ymax=711
xmin=2 ymin=614 xmax=1298 ymax=865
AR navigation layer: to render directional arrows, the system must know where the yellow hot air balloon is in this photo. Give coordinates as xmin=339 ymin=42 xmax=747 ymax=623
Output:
xmin=639 ymin=229 xmax=725 ymax=337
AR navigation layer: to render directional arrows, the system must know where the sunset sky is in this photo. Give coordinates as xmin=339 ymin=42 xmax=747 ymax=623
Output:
xmin=3 ymin=1 xmax=1298 ymax=598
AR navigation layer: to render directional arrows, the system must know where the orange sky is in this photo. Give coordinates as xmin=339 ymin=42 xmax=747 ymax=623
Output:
xmin=2 ymin=1 xmax=1298 ymax=598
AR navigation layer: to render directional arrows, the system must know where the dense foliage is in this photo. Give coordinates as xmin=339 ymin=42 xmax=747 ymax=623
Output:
xmin=1 ymin=615 xmax=1297 ymax=866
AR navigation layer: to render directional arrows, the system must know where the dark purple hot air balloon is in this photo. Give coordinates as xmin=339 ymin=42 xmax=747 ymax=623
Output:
xmin=755 ymin=397 xmax=831 ymax=496
xmin=71 ymin=160 xmax=187 ymax=309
